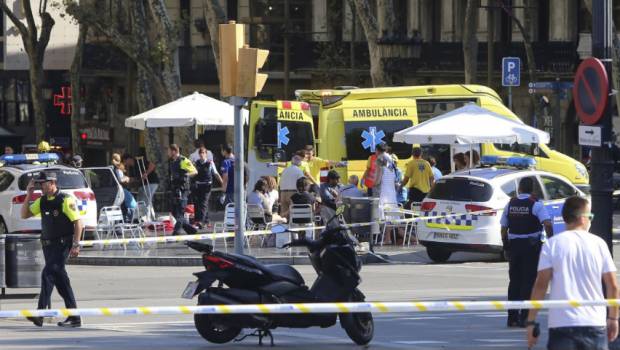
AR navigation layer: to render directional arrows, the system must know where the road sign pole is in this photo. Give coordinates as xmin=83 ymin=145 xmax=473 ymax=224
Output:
xmin=232 ymin=96 xmax=247 ymax=255
xmin=590 ymin=0 xmax=614 ymax=254
xmin=508 ymin=86 xmax=512 ymax=110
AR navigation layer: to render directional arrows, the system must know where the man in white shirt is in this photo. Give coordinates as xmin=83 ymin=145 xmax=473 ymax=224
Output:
xmin=189 ymin=139 xmax=214 ymax=163
xmin=279 ymin=155 xmax=305 ymax=219
xmin=526 ymin=196 xmax=619 ymax=350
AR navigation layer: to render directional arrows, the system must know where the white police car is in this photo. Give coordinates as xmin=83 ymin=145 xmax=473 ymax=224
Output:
xmin=418 ymin=156 xmax=584 ymax=263
xmin=0 ymin=153 xmax=99 ymax=235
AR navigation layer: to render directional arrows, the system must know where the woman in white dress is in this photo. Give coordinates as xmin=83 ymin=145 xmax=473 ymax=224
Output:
xmin=374 ymin=153 xmax=398 ymax=210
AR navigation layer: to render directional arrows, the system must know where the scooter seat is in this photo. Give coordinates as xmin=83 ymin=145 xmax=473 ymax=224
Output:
xmin=265 ymin=264 xmax=305 ymax=285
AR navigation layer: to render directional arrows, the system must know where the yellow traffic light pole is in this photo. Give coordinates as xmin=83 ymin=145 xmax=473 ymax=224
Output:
xmin=219 ymin=21 xmax=269 ymax=254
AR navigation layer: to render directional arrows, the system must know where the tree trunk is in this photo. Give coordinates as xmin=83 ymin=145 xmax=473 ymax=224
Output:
xmin=500 ymin=0 xmax=539 ymax=125
xmin=29 ymin=53 xmax=47 ymax=142
xmin=70 ymin=24 xmax=88 ymax=155
xmin=202 ymin=0 xmax=227 ymax=77
xmin=348 ymin=0 xmax=392 ymax=86
xmin=136 ymin=67 xmax=168 ymax=189
xmin=463 ymin=0 xmax=480 ymax=84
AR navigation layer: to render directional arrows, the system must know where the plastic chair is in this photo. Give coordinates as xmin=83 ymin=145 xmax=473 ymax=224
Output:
xmin=289 ymin=204 xmax=315 ymax=239
xmin=216 ymin=203 xmax=250 ymax=251
xmin=378 ymin=204 xmax=411 ymax=246
xmin=246 ymin=204 xmax=272 ymax=247
xmin=136 ymin=201 xmax=166 ymax=237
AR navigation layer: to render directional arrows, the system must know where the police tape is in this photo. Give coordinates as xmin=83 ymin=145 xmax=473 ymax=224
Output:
xmin=2 ymin=299 xmax=618 ymax=319
xmin=79 ymin=208 xmax=503 ymax=247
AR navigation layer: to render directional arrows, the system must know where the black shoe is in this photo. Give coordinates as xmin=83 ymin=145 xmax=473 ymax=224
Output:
xmin=57 ymin=317 xmax=81 ymax=328
xmin=27 ymin=316 xmax=43 ymax=327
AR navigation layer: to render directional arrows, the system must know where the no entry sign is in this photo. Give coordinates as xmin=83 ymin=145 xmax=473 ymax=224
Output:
xmin=573 ymin=57 xmax=609 ymax=125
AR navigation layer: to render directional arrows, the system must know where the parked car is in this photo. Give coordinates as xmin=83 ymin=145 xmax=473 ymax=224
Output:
xmin=418 ymin=157 xmax=584 ymax=263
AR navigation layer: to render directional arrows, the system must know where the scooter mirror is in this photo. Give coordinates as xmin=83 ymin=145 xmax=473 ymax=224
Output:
xmin=336 ymin=205 xmax=345 ymax=216
xmin=271 ymin=224 xmax=288 ymax=234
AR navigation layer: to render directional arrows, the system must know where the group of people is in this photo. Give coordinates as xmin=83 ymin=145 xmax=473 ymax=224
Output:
xmin=500 ymin=177 xmax=619 ymax=349
xmin=453 ymin=150 xmax=481 ymax=170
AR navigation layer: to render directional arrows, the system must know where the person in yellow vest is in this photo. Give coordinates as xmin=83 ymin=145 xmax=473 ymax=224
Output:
xmin=303 ymin=145 xmax=346 ymax=193
xmin=402 ymin=147 xmax=435 ymax=209
xmin=21 ymin=171 xmax=83 ymax=328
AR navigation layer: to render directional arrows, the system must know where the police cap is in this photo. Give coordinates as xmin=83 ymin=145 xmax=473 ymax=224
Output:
xmin=34 ymin=171 xmax=57 ymax=183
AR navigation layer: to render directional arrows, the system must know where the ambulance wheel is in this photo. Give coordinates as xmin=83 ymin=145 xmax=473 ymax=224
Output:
xmin=426 ymin=247 xmax=451 ymax=263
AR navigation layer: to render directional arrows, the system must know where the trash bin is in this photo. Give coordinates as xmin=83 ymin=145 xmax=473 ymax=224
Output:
xmin=0 ymin=235 xmax=5 ymax=288
xmin=343 ymin=197 xmax=380 ymax=250
xmin=5 ymin=234 xmax=44 ymax=288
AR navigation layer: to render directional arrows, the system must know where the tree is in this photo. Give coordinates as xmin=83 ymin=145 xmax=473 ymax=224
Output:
xmin=0 ymin=0 xmax=55 ymax=142
xmin=64 ymin=0 xmax=192 ymax=180
xmin=201 ymin=0 xmax=227 ymax=76
xmin=69 ymin=23 xmax=87 ymax=155
xmin=346 ymin=0 xmax=393 ymax=86
xmin=498 ymin=0 xmax=540 ymax=125
xmin=463 ymin=0 xmax=480 ymax=84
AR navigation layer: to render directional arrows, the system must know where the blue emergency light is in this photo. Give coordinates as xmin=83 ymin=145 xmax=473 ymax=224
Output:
xmin=480 ymin=155 xmax=536 ymax=169
xmin=0 ymin=153 xmax=60 ymax=165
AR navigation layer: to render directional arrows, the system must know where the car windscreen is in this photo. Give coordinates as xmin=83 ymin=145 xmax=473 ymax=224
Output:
xmin=344 ymin=120 xmax=413 ymax=160
xmin=18 ymin=169 xmax=88 ymax=190
xmin=428 ymin=177 xmax=493 ymax=202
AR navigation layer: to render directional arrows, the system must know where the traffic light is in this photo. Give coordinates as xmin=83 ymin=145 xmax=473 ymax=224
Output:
xmin=218 ymin=21 xmax=245 ymax=98
xmin=80 ymin=132 xmax=87 ymax=141
xmin=236 ymin=46 xmax=269 ymax=98
xmin=218 ymin=21 xmax=269 ymax=98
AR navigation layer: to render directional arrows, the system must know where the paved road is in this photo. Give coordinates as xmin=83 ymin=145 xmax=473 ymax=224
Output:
xmin=0 ymin=261 xmax=550 ymax=350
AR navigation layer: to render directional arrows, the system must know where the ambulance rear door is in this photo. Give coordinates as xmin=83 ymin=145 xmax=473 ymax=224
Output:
xmin=247 ymin=100 xmax=314 ymax=188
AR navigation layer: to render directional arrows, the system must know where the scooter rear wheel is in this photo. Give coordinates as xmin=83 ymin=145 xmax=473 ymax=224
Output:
xmin=340 ymin=312 xmax=374 ymax=345
xmin=194 ymin=314 xmax=242 ymax=344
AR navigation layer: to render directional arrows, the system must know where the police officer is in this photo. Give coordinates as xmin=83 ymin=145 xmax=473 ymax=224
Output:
xmin=191 ymin=146 xmax=223 ymax=229
xmin=21 ymin=171 xmax=83 ymax=327
xmin=168 ymin=144 xmax=198 ymax=235
xmin=500 ymin=177 xmax=553 ymax=327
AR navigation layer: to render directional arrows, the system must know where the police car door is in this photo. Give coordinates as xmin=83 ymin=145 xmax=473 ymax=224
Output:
xmin=81 ymin=167 xmax=124 ymax=213
xmin=539 ymin=174 xmax=580 ymax=233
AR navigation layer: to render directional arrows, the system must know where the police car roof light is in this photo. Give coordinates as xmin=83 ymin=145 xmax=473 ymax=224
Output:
xmin=0 ymin=153 xmax=60 ymax=165
xmin=480 ymin=155 xmax=536 ymax=169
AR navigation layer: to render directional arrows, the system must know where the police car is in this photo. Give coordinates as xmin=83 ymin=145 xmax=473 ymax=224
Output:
xmin=418 ymin=156 xmax=585 ymax=263
xmin=0 ymin=153 xmax=98 ymax=235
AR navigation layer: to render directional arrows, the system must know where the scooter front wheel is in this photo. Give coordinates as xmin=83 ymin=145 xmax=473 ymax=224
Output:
xmin=194 ymin=314 xmax=242 ymax=344
xmin=340 ymin=312 xmax=374 ymax=345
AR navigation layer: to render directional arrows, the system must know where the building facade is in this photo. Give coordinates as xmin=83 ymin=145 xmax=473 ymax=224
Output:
xmin=0 ymin=0 xmax=617 ymax=163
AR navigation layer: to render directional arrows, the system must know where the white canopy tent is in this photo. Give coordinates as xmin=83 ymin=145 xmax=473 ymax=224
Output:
xmin=393 ymin=104 xmax=550 ymax=172
xmin=124 ymin=91 xmax=247 ymax=130
xmin=393 ymin=104 xmax=550 ymax=145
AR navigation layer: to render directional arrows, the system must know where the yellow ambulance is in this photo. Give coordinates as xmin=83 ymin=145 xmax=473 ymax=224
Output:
xmin=295 ymin=84 xmax=589 ymax=192
xmin=246 ymin=84 xmax=588 ymax=192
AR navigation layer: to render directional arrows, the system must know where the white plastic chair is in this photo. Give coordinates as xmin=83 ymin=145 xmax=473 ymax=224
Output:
xmin=378 ymin=204 xmax=412 ymax=246
xmin=95 ymin=206 xmax=123 ymax=241
xmin=136 ymin=201 xmax=166 ymax=237
xmin=246 ymin=204 xmax=272 ymax=247
xmin=215 ymin=203 xmax=250 ymax=251
xmin=289 ymin=204 xmax=315 ymax=239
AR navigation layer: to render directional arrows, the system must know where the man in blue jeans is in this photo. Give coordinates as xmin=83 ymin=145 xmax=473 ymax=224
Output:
xmin=526 ymin=196 xmax=619 ymax=350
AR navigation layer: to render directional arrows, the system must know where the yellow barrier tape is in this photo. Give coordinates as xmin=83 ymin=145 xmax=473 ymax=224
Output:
xmin=3 ymin=299 xmax=620 ymax=319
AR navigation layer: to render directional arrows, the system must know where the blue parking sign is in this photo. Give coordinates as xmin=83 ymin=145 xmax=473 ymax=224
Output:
xmin=502 ymin=57 xmax=521 ymax=87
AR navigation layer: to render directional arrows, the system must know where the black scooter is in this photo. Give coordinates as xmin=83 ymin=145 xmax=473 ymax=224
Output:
xmin=182 ymin=212 xmax=374 ymax=346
